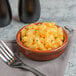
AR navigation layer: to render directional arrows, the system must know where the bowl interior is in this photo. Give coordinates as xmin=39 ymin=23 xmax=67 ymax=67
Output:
xmin=16 ymin=23 xmax=69 ymax=53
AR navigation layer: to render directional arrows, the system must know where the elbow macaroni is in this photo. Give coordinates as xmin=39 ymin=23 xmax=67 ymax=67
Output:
xmin=20 ymin=22 xmax=64 ymax=51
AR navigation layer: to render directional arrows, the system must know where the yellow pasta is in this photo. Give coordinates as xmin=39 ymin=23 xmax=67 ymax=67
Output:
xmin=21 ymin=36 xmax=28 ymax=43
xmin=57 ymin=27 xmax=64 ymax=40
xmin=20 ymin=29 xmax=27 ymax=38
xmin=20 ymin=22 xmax=64 ymax=51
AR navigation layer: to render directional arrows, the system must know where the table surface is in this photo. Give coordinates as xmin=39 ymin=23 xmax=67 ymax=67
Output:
xmin=0 ymin=0 xmax=76 ymax=76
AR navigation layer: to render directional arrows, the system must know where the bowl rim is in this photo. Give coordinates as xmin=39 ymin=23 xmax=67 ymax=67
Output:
xmin=16 ymin=22 xmax=69 ymax=54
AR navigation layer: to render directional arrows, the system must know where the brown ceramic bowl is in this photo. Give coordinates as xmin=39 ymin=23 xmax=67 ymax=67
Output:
xmin=16 ymin=22 xmax=69 ymax=61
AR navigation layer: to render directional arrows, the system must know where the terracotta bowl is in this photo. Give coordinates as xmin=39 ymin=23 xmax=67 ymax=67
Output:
xmin=16 ymin=23 xmax=69 ymax=61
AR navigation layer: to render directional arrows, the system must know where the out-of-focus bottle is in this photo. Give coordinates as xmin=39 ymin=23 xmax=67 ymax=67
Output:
xmin=0 ymin=0 xmax=12 ymax=27
xmin=18 ymin=0 xmax=41 ymax=23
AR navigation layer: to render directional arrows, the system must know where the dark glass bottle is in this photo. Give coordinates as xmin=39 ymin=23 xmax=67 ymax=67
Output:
xmin=19 ymin=0 xmax=41 ymax=23
xmin=0 ymin=0 xmax=12 ymax=27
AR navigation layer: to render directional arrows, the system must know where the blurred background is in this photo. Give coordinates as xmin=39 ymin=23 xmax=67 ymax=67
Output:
xmin=0 ymin=0 xmax=76 ymax=76
xmin=0 ymin=0 xmax=76 ymax=40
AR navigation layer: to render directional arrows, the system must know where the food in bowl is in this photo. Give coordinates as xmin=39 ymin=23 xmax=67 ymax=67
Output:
xmin=20 ymin=22 xmax=64 ymax=51
xmin=16 ymin=22 xmax=68 ymax=61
